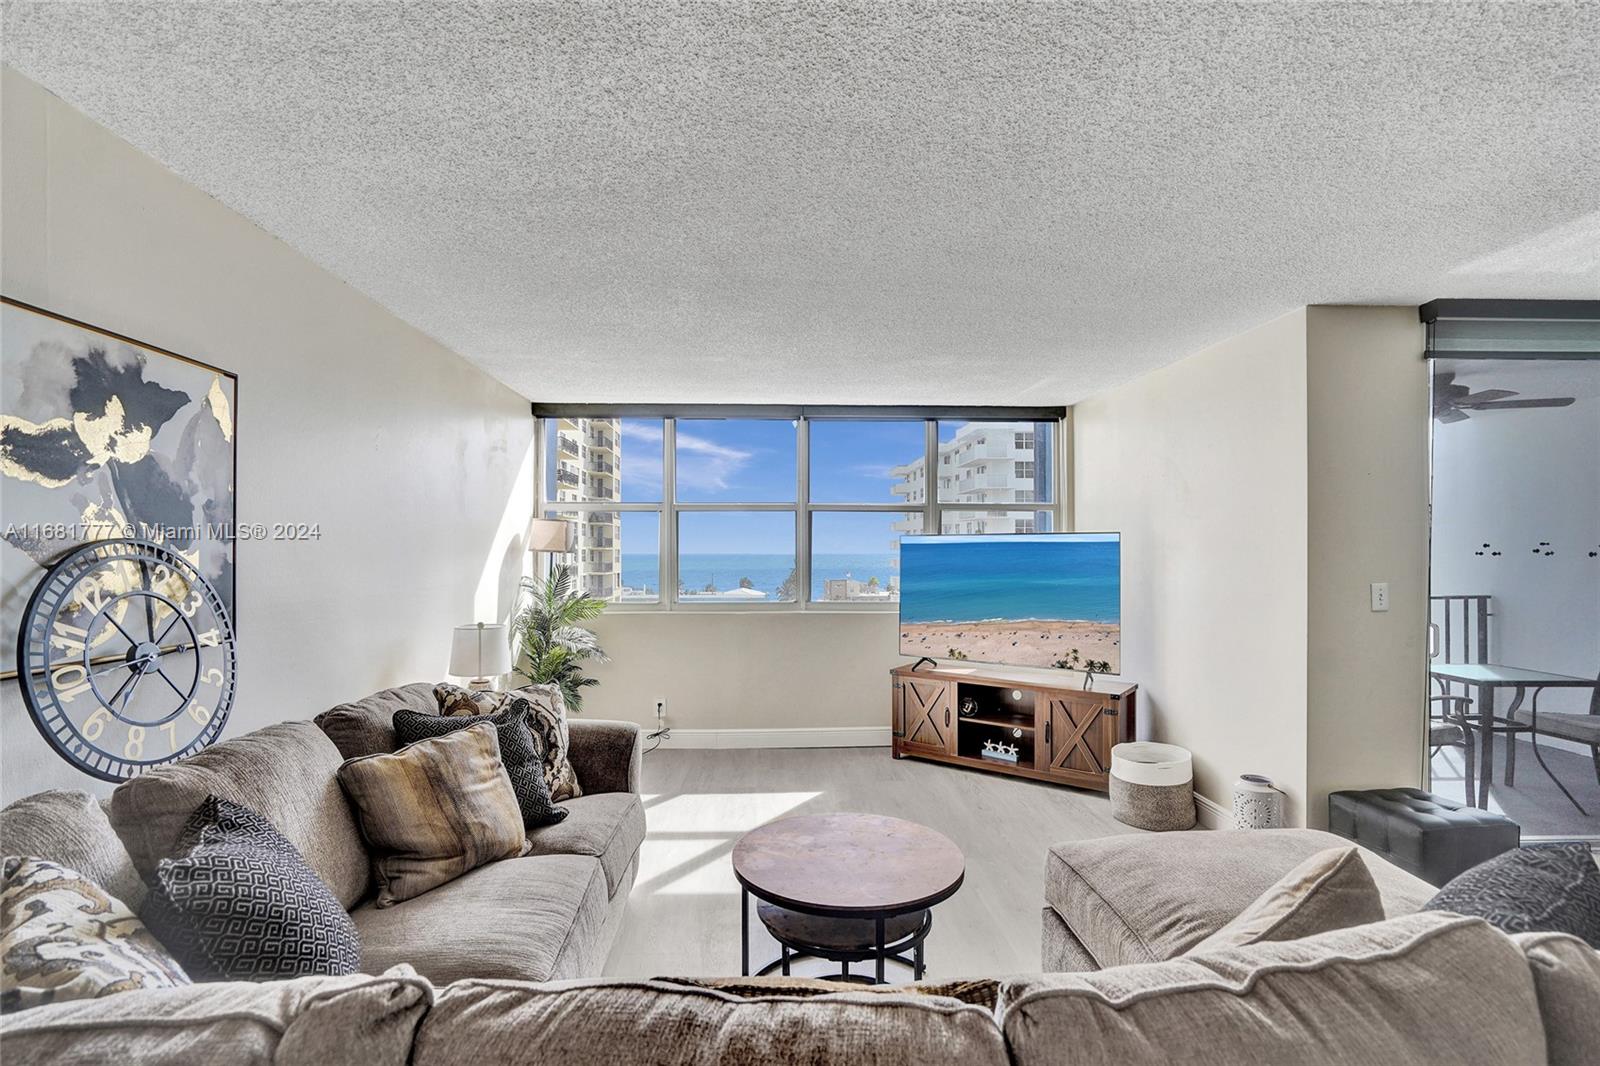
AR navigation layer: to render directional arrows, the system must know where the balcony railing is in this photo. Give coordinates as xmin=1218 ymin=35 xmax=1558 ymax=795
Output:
xmin=558 ymin=436 xmax=580 ymax=457
xmin=556 ymin=469 xmax=580 ymax=487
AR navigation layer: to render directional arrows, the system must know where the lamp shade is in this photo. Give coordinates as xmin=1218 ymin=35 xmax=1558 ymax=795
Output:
xmin=449 ymin=623 xmax=512 ymax=679
xmin=526 ymin=516 xmax=577 ymax=554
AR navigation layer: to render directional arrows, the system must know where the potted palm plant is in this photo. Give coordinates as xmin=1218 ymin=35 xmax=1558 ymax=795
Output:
xmin=511 ymin=563 xmax=608 ymax=711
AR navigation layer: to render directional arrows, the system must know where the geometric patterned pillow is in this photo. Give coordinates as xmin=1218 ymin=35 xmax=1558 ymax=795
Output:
xmin=394 ymin=703 xmax=568 ymax=829
xmin=0 ymin=857 xmax=189 ymax=1012
xmin=141 ymin=797 xmax=361 ymax=981
xmin=435 ymin=683 xmax=583 ymax=801
xmin=1424 ymin=842 xmax=1600 ymax=948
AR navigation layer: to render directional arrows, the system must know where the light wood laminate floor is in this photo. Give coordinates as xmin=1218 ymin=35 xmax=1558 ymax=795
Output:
xmin=602 ymin=746 xmax=1144 ymax=981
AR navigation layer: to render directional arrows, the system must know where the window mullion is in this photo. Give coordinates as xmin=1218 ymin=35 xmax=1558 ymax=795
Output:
xmin=923 ymin=419 xmax=938 ymax=535
xmin=663 ymin=418 xmax=676 ymax=610
xmin=797 ymin=417 xmax=810 ymax=610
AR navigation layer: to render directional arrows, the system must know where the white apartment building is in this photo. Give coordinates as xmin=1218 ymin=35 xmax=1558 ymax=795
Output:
xmin=551 ymin=418 xmax=623 ymax=599
xmin=890 ymin=422 xmax=1047 ymax=534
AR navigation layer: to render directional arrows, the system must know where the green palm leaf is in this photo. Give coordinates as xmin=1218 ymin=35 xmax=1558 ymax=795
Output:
xmin=512 ymin=562 xmax=608 ymax=711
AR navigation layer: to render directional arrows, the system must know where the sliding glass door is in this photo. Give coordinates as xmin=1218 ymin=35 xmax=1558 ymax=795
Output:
xmin=1424 ymin=302 xmax=1600 ymax=840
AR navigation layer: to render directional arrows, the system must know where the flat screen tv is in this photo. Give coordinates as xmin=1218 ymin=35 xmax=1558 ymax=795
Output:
xmin=898 ymin=533 xmax=1121 ymax=673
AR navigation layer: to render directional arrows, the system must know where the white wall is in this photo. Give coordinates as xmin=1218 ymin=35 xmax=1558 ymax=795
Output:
xmin=1073 ymin=309 xmax=1312 ymax=822
xmin=1073 ymin=306 xmax=1431 ymax=827
xmin=1430 ymin=360 xmax=1600 ymax=734
xmin=582 ymin=610 xmax=899 ymax=737
xmin=1304 ymin=306 xmax=1429 ymax=825
xmin=1 ymin=68 xmax=534 ymax=802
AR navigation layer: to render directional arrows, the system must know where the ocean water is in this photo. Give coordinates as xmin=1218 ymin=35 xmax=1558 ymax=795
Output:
xmin=621 ymin=553 xmax=896 ymax=600
xmin=898 ymin=536 xmax=1120 ymax=624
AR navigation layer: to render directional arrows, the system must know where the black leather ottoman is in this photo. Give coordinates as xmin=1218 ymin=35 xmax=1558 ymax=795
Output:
xmin=1328 ymin=788 xmax=1520 ymax=888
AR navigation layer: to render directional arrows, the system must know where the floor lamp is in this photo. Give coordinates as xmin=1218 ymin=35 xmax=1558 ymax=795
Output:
xmin=526 ymin=516 xmax=578 ymax=579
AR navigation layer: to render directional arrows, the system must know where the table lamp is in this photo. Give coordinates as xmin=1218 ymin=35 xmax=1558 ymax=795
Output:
xmin=449 ymin=622 xmax=512 ymax=691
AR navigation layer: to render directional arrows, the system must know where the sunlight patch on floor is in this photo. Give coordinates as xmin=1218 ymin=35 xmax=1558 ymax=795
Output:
xmin=635 ymin=837 xmax=727 ymax=885
xmin=644 ymin=791 xmax=823 ymax=834
xmin=633 ymin=791 xmax=824 ymax=896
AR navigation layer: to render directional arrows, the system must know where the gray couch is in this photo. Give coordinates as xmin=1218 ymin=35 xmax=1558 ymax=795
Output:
xmin=1040 ymin=827 xmax=1439 ymax=971
xmin=1 ymin=683 xmax=646 ymax=987
xmin=5 ymin=711 xmax=1599 ymax=1065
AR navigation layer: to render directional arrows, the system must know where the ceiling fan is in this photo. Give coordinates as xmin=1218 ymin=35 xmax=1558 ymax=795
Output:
xmin=1432 ymin=370 xmax=1576 ymax=424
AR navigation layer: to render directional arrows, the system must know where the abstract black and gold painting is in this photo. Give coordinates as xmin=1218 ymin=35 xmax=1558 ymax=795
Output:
xmin=1 ymin=299 xmax=236 ymax=674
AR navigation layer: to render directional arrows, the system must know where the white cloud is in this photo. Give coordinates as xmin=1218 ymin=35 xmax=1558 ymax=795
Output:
xmin=621 ymin=421 xmax=663 ymax=443
xmin=611 ymin=420 xmax=752 ymax=492
xmin=850 ymin=462 xmax=898 ymax=481
xmin=674 ymin=431 xmax=752 ymax=491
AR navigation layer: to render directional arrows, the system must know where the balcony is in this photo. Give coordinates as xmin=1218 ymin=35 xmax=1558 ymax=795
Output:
xmin=556 ymin=469 xmax=580 ymax=488
xmin=558 ymin=436 xmax=580 ymax=458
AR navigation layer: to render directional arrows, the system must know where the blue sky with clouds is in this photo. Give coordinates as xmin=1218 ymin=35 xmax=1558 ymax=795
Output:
xmin=554 ymin=419 xmax=1034 ymax=553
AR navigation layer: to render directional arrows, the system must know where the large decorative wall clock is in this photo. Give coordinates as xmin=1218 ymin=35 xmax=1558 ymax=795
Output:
xmin=16 ymin=539 xmax=236 ymax=781
xmin=1 ymin=297 xmax=237 ymax=682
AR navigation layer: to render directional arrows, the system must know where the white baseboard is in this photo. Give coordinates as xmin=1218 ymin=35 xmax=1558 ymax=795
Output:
xmin=652 ymin=726 xmax=891 ymax=749
xmin=1194 ymin=792 xmax=1230 ymax=830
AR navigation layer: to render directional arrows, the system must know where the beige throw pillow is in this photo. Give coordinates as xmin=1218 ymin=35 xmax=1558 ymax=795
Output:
xmin=1186 ymin=845 xmax=1384 ymax=954
xmin=1 ymin=857 xmax=189 ymax=1012
xmin=337 ymin=723 xmax=529 ymax=907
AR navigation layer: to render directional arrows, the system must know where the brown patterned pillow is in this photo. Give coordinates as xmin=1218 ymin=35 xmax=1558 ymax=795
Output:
xmin=434 ymin=682 xmax=582 ymax=802
xmin=433 ymin=682 xmax=509 ymax=718
xmin=1 ymin=857 xmax=189 ymax=1012
xmin=335 ymin=723 xmax=529 ymax=907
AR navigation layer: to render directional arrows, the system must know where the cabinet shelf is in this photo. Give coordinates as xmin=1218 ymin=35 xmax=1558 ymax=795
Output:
xmin=961 ymin=714 xmax=1035 ymax=733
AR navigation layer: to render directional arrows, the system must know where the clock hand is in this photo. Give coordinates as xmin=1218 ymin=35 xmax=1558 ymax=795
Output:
xmin=118 ymin=671 xmax=146 ymax=716
xmin=139 ymin=561 xmax=156 ymax=641
xmin=105 ymin=669 xmax=138 ymax=709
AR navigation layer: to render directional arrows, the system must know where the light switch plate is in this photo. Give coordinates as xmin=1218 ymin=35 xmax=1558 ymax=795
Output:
xmin=1370 ymin=582 xmax=1390 ymax=612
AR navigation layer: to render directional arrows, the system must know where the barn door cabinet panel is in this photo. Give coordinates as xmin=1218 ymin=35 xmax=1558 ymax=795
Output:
xmin=893 ymin=675 xmax=954 ymax=756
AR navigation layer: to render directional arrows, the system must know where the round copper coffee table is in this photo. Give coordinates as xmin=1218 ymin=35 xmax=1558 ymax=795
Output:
xmin=731 ymin=812 xmax=965 ymax=983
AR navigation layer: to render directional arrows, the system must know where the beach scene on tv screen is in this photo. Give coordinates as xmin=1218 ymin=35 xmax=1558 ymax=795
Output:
xmin=899 ymin=534 xmax=1120 ymax=673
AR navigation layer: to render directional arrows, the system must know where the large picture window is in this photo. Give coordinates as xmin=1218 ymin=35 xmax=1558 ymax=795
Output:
xmin=538 ymin=411 xmax=1062 ymax=609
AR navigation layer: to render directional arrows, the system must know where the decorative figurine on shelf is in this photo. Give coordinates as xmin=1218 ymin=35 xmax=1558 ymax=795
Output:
xmin=959 ymin=696 xmax=979 ymax=718
xmin=980 ymin=739 xmax=1021 ymax=764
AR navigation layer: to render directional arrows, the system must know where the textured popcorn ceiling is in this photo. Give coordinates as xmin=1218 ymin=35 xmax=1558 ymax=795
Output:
xmin=4 ymin=2 xmax=1598 ymax=405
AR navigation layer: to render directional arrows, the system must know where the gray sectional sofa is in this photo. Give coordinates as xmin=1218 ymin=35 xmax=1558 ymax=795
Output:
xmin=2 ymin=683 xmax=646 ymax=987
xmin=4 ymin=690 xmax=1599 ymax=1065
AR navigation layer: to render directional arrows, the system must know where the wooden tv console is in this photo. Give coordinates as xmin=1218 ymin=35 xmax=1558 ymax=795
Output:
xmin=890 ymin=663 xmax=1137 ymax=792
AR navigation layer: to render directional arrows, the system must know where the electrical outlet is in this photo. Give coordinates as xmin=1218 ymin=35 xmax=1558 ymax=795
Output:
xmin=1370 ymin=582 xmax=1389 ymax=612
xmin=654 ymin=698 xmax=667 ymax=723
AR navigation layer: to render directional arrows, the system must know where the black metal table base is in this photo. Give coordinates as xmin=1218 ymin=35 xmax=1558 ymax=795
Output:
xmin=740 ymin=888 xmax=931 ymax=985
